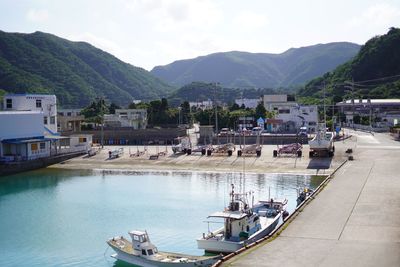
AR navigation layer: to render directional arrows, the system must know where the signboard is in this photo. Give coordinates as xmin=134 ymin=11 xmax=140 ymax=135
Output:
xmin=257 ymin=117 xmax=265 ymax=129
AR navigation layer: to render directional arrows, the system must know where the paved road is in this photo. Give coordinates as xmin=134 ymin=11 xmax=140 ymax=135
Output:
xmin=224 ymin=130 xmax=400 ymax=267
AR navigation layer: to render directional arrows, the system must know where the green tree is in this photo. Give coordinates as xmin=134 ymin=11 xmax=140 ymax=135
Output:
xmin=81 ymin=98 xmax=109 ymax=124
xmin=128 ymin=102 xmax=137 ymax=109
xmin=255 ymin=103 xmax=267 ymax=119
xmin=109 ymin=103 xmax=121 ymax=114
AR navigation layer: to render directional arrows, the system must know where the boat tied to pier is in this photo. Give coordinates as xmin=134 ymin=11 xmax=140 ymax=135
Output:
xmin=197 ymin=184 xmax=284 ymax=253
xmin=107 ymin=230 xmax=221 ymax=267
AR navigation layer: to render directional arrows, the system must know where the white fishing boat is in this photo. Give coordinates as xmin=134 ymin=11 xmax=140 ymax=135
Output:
xmin=196 ymin=184 xmax=282 ymax=254
xmin=309 ymin=123 xmax=335 ymax=157
xmin=107 ymin=230 xmax=221 ymax=267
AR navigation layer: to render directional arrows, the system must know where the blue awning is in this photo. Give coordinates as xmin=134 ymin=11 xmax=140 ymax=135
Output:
xmin=2 ymin=137 xmax=52 ymax=144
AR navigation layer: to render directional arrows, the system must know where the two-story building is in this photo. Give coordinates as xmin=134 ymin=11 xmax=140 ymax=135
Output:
xmin=3 ymin=94 xmax=58 ymax=134
xmin=262 ymin=95 xmax=318 ymax=133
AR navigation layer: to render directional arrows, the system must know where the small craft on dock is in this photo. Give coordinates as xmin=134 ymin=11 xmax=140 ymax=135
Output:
xmin=107 ymin=230 xmax=221 ymax=267
xmin=109 ymin=148 xmax=124 ymax=159
xmin=197 ymin=184 xmax=282 ymax=253
xmin=206 ymin=143 xmax=235 ymax=156
xmin=309 ymin=123 xmax=335 ymax=157
xmin=172 ymin=137 xmax=192 ymax=154
xmin=87 ymin=146 xmax=100 ymax=157
xmin=273 ymin=143 xmax=302 ymax=157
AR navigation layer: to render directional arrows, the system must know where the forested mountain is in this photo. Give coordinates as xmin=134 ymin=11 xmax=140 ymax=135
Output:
xmin=299 ymin=27 xmax=400 ymax=100
xmin=151 ymin=42 xmax=360 ymax=88
xmin=0 ymin=31 xmax=174 ymax=107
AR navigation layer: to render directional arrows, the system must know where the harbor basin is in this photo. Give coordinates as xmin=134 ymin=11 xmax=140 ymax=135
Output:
xmin=0 ymin=168 xmax=325 ymax=267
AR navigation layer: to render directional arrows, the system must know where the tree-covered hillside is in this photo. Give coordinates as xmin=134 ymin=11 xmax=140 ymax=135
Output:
xmin=0 ymin=31 xmax=174 ymax=107
xmin=299 ymin=27 xmax=400 ymax=101
xmin=151 ymin=42 xmax=360 ymax=88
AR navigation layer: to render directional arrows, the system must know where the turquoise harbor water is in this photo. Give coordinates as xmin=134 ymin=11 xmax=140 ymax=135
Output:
xmin=0 ymin=169 xmax=325 ymax=267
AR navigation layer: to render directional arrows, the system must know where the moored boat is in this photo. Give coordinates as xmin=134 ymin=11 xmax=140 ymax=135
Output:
xmin=196 ymin=184 xmax=282 ymax=254
xmin=107 ymin=230 xmax=221 ymax=267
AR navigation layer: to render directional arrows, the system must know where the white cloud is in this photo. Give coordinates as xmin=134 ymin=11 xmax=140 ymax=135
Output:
xmin=124 ymin=0 xmax=221 ymax=32
xmin=233 ymin=11 xmax=269 ymax=31
xmin=349 ymin=3 xmax=400 ymax=27
xmin=26 ymin=8 xmax=49 ymax=22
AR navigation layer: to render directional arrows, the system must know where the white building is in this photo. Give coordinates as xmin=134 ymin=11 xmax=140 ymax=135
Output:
xmin=262 ymin=95 xmax=318 ymax=133
xmin=275 ymin=105 xmax=318 ymax=133
xmin=0 ymin=111 xmax=51 ymax=161
xmin=3 ymin=94 xmax=58 ymax=134
xmin=104 ymin=109 xmax=147 ymax=129
xmin=235 ymin=98 xmax=260 ymax=109
xmin=189 ymin=100 xmax=213 ymax=110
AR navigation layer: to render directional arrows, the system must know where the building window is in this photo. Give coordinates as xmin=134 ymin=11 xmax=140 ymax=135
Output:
xmin=67 ymin=112 xmax=72 ymax=116
xmin=36 ymin=99 xmax=42 ymax=108
xmin=31 ymin=143 xmax=38 ymax=151
xmin=79 ymin=137 xmax=87 ymax=143
xmin=50 ymin=116 xmax=56 ymax=124
xmin=142 ymin=249 xmax=146 ymax=255
xmin=44 ymin=116 xmax=48 ymax=124
xmin=40 ymin=142 xmax=46 ymax=150
xmin=6 ymin=99 xmax=12 ymax=109
xmin=279 ymin=109 xmax=290 ymax=114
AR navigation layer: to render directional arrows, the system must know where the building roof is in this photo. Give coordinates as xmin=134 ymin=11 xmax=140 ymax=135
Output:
xmin=5 ymin=93 xmax=56 ymax=97
xmin=337 ymin=99 xmax=400 ymax=105
xmin=0 ymin=111 xmax=43 ymax=115
xmin=2 ymin=137 xmax=50 ymax=144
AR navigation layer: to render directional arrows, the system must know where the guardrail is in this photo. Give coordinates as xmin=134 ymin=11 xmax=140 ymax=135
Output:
xmin=211 ymin=159 xmax=348 ymax=267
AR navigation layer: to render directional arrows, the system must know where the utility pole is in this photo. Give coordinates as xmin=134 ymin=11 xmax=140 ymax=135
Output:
xmin=214 ymin=82 xmax=219 ymax=134
xmin=344 ymin=79 xmax=355 ymax=129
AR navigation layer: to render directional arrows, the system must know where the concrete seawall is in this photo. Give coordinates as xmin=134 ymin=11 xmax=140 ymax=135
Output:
xmin=0 ymin=152 xmax=86 ymax=176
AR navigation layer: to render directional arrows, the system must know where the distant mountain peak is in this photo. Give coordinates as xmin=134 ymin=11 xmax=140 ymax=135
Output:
xmin=151 ymin=42 xmax=360 ymax=88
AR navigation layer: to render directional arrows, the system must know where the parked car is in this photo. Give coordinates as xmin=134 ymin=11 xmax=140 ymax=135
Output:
xmin=218 ymin=128 xmax=234 ymax=136
xmin=298 ymin=126 xmax=308 ymax=136
xmin=251 ymin=127 xmax=262 ymax=135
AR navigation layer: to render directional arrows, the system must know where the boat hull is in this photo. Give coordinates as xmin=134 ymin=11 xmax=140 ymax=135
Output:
xmin=197 ymin=214 xmax=281 ymax=253
xmin=108 ymin=240 xmax=218 ymax=267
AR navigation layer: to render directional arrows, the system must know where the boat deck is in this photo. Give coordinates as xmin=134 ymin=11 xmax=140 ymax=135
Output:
xmin=108 ymin=237 xmax=218 ymax=262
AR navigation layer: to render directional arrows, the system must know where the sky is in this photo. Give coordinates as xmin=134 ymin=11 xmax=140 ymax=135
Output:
xmin=0 ymin=0 xmax=399 ymax=70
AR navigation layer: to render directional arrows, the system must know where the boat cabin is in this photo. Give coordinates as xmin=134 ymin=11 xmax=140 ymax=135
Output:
xmin=128 ymin=230 xmax=158 ymax=258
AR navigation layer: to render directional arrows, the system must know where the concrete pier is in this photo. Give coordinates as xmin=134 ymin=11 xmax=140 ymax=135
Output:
xmin=223 ymin=130 xmax=400 ymax=267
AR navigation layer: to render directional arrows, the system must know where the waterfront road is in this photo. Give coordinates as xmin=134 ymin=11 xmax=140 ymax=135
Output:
xmin=223 ymin=130 xmax=400 ymax=267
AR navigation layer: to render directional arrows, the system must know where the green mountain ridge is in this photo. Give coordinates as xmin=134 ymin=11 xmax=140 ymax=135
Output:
xmin=300 ymin=27 xmax=400 ymax=100
xmin=151 ymin=42 xmax=361 ymax=88
xmin=0 ymin=30 xmax=174 ymax=107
